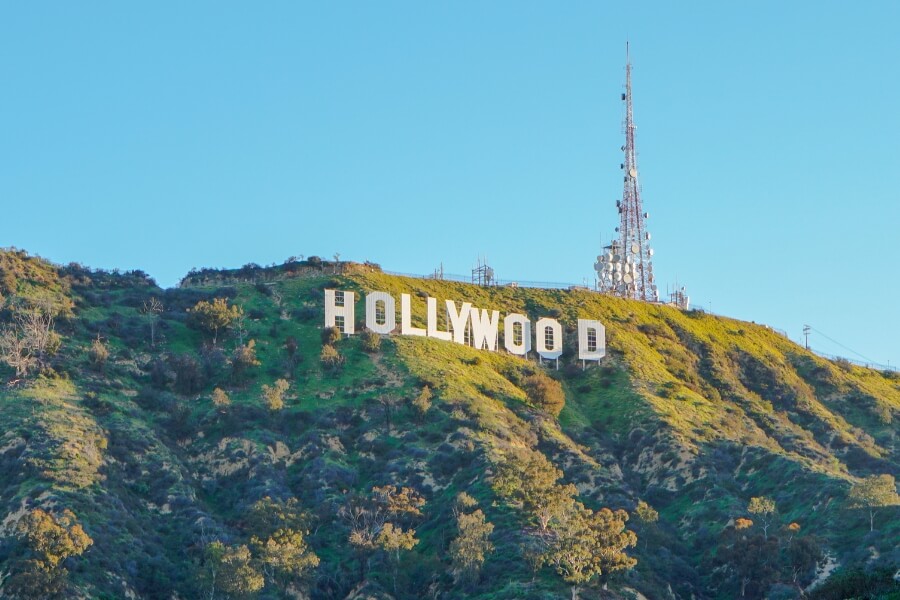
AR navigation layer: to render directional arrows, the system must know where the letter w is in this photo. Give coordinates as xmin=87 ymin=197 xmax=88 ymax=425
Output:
xmin=469 ymin=308 xmax=500 ymax=351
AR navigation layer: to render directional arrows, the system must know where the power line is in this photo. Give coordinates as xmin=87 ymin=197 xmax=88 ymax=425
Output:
xmin=807 ymin=326 xmax=878 ymax=365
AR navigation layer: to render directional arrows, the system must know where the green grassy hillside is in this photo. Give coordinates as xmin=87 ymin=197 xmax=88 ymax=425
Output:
xmin=0 ymin=250 xmax=897 ymax=600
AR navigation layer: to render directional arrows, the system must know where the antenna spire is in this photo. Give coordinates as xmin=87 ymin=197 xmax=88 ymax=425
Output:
xmin=595 ymin=44 xmax=658 ymax=302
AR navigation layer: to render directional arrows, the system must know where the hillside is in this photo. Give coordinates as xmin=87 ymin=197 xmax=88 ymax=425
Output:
xmin=0 ymin=249 xmax=898 ymax=600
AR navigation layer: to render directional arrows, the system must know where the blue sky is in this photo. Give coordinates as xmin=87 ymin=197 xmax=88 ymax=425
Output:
xmin=1 ymin=2 xmax=898 ymax=367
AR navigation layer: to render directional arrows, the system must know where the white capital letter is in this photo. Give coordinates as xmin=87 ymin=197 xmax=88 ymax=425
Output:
xmin=503 ymin=313 xmax=532 ymax=356
xmin=324 ymin=289 xmax=355 ymax=335
xmin=446 ymin=300 xmax=472 ymax=345
xmin=401 ymin=293 xmax=426 ymax=337
xmin=365 ymin=291 xmax=396 ymax=334
xmin=470 ymin=307 xmax=500 ymax=351
xmin=577 ymin=319 xmax=606 ymax=361
xmin=427 ymin=297 xmax=452 ymax=341
xmin=535 ymin=317 xmax=562 ymax=360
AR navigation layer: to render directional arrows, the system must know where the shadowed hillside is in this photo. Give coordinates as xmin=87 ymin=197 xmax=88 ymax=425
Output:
xmin=0 ymin=250 xmax=897 ymax=600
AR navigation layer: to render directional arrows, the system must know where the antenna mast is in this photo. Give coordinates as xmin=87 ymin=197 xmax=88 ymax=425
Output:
xmin=596 ymin=43 xmax=659 ymax=302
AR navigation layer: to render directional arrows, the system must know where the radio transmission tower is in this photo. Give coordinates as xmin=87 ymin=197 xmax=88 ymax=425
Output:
xmin=596 ymin=44 xmax=659 ymax=302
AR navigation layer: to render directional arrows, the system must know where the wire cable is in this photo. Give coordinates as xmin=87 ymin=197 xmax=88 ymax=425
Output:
xmin=808 ymin=326 xmax=878 ymax=365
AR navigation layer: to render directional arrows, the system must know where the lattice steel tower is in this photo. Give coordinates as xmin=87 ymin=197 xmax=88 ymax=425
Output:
xmin=595 ymin=44 xmax=658 ymax=302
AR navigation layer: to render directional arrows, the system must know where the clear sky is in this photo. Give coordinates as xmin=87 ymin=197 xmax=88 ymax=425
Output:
xmin=2 ymin=2 xmax=898 ymax=367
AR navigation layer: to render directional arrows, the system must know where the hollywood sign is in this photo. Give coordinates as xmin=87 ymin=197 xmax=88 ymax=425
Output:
xmin=325 ymin=289 xmax=606 ymax=364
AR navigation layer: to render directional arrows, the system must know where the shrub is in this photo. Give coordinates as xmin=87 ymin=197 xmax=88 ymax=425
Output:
xmin=411 ymin=386 xmax=433 ymax=420
xmin=320 ymin=345 xmax=344 ymax=372
xmin=231 ymin=340 xmax=261 ymax=383
xmin=211 ymin=388 xmax=230 ymax=408
xmin=89 ymin=337 xmax=110 ymax=371
xmin=522 ymin=372 xmax=565 ymax=417
xmin=262 ymin=379 xmax=289 ymax=411
xmin=321 ymin=326 xmax=341 ymax=346
xmin=361 ymin=329 xmax=381 ymax=353
xmin=169 ymin=353 xmax=205 ymax=394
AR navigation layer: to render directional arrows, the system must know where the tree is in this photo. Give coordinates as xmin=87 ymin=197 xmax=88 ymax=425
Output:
xmin=251 ymin=528 xmax=319 ymax=591
xmin=748 ymin=496 xmax=777 ymax=539
xmin=377 ymin=393 xmax=401 ymax=433
xmin=0 ymin=298 xmax=64 ymax=377
xmin=634 ymin=500 xmax=658 ymax=527
xmin=633 ymin=500 xmax=659 ymax=548
xmin=376 ymin=522 xmax=418 ymax=562
xmin=786 ymin=534 xmax=822 ymax=590
xmin=341 ymin=485 xmax=425 ymax=582
xmin=140 ymin=297 xmax=164 ymax=347
xmin=204 ymin=542 xmax=264 ymax=599
xmin=5 ymin=509 xmax=93 ymax=599
xmin=541 ymin=503 xmax=637 ymax=599
xmin=15 ymin=509 xmax=92 ymax=569
xmin=718 ymin=520 xmax=779 ymax=598
xmin=847 ymin=474 xmax=900 ymax=531
xmin=492 ymin=448 xmax=577 ymax=532
xmin=262 ymin=379 xmax=290 ymax=411
xmin=411 ymin=386 xmax=432 ymax=422
xmin=245 ymin=497 xmax=309 ymax=537
xmin=188 ymin=298 xmax=242 ymax=346
xmin=231 ymin=307 xmax=248 ymax=345
xmin=283 ymin=336 xmax=301 ymax=376
xmin=449 ymin=494 xmax=494 ymax=586
xmin=0 ymin=327 xmax=37 ymax=377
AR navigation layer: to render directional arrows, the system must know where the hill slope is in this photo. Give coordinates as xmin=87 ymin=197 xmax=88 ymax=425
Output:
xmin=0 ymin=250 xmax=897 ymax=600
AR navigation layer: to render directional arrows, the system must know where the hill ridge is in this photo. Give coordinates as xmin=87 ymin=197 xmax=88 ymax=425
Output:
xmin=0 ymin=249 xmax=897 ymax=600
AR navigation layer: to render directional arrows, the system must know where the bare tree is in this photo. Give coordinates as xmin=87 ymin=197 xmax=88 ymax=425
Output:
xmin=0 ymin=298 xmax=62 ymax=376
xmin=231 ymin=306 xmax=248 ymax=345
xmin=141 ymin=297 xmax=164 ymax=347
xmin=0 ymin=327 xmax=36 ymax=377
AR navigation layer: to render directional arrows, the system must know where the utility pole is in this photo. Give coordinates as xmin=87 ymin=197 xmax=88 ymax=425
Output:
xmin=803 ymin=325 xmax=811 ymax=350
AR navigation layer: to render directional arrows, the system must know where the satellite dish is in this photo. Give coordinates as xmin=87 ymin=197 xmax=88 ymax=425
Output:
xmin=629 ymin=168 xmax=637 ymax=178
xmin=613 ymin=272 xmax=622 ymax=282
xmin=613 ymin=254 xmax=621 ymax=262
xmin=645 ymin=232 xmax=651 ymax=240
xmin=648 ymin=248 xmax=654 ymax=256
xmin=625 ymin=255 xmax=634 ymax=264
xmin=623 ymin=274 xmax=634 ymax=284
xmin=631 ymin=243 xmax=640 ymax=254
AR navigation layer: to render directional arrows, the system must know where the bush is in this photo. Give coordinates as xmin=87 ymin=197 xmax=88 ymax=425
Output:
xmin=361 ymin=329 xmax=381 ymax=353
xmin=522 ymin=372 xmax=565 ymax=417
xmin=808 ymin=566 xmax=900 ymax=600
xmin=231 ymin=340 xmax=261 ymax=383
xmin=262 ymin=379 xmax=289 ymax=411
xmin=321 ymin=326 xmax=341 ymax=345
xmin=169 ymin=353 xmax=205 ymax=394
xmin=211 ymin=388 xmax=230 ymax=408
xmin=89 ymin=337 xmax=110 ymax=371
xmin=320 ymin=345 xmax=344 ymax=372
